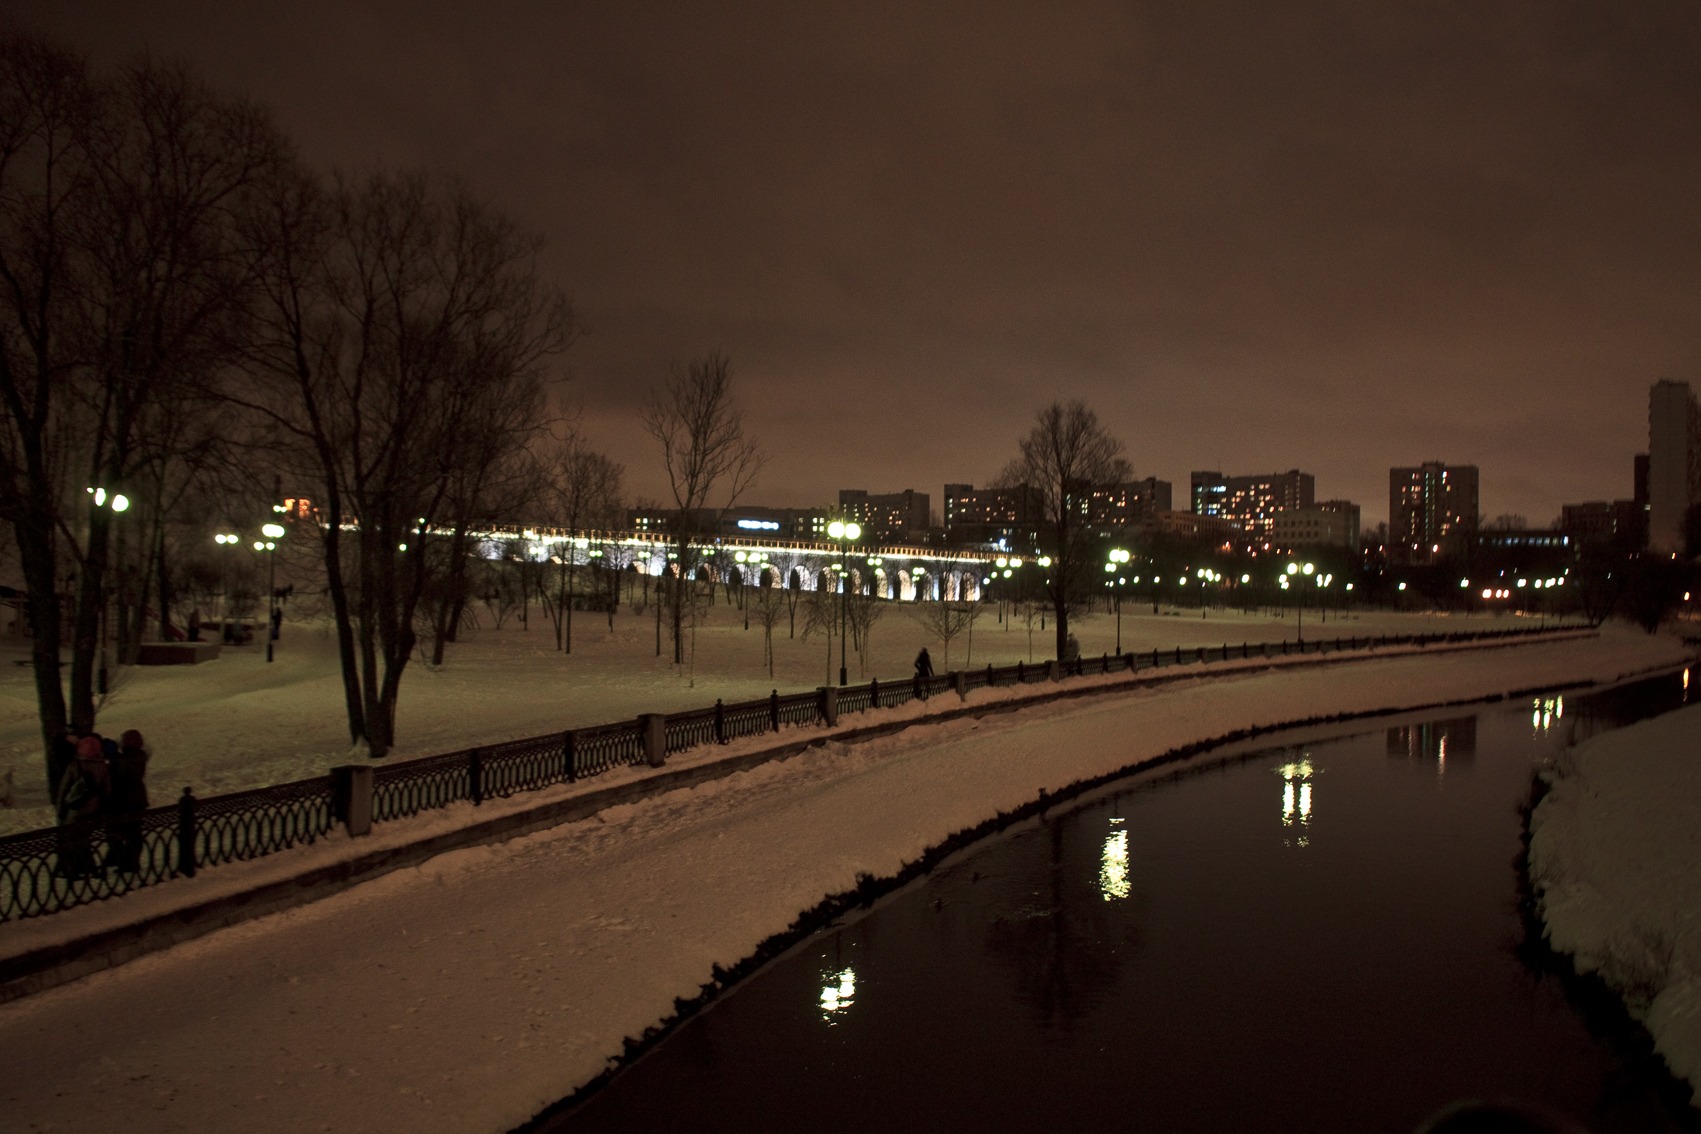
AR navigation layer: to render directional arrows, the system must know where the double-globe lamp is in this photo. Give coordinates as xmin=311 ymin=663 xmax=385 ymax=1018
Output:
xmin=826 ymin=519 xmax=861 ymax=685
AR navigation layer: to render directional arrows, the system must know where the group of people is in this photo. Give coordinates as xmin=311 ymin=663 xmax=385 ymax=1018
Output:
xmin=53 ymin=728 xmax=151 ymax=878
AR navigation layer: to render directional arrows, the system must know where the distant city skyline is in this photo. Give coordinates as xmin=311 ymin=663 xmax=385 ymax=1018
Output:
xmin=15 ymin=2 xmax=1698 ymax=527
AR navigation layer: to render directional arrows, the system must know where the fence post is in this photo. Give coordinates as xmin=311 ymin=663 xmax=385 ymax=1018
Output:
xmin=770 ymin=689 xmax=780 ymax=732
xmin=1125 ymin=651 xmax=1136 ymax=672
xmin=870 ymin=676 xmax=880 ymax=707
xmin=469 ymin=749 xmax=484 ymax=805
xmin=1196 ymin=647 xmax=1206 ymax=664
xmin=714 ymin=699 xmax=726 ymax=744
xmin=330 ymin=765 xmax=374 ymax=837
xmin=954 ymin=669 xmax=967 ymax=700
xmin=986 ymin=662 xmax=994 ymax=686
xmin=640 ymin=714 xmax=667 ymax=767
xmin=819 ymin=686 xmax=838 ymax=727
xmin=1175 ymin=646 xmax=1183 ymax=665
xmin=176 ymin=787 xmax=197 ymax=878
xmin=564 ymin=731 xmax=578 ymax=782
xmin=1017 ymin=660 xmax=1025 ymax=683
xmin=1152 ymin=647 xmax=1160 ymax=668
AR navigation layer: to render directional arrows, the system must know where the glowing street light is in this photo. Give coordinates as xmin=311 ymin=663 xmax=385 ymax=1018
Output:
xmin=1286 ymin=561 xmax=1315 ymax=643
xmin=826 ymin=519 xmax=861 ymax=685
xmin=1106 ymin=547 xmax=1131 ymax=652
xmin=258 ymin=522 xmax=286 ymax=662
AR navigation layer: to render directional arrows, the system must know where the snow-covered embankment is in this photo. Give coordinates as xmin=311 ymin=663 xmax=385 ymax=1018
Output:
xmin=1529 ymin=698 xmax=1701 ymax=1105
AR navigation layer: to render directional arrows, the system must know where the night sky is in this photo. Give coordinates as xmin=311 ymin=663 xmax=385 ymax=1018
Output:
xmin=16 ymin=1 xmax=1701 ymax=528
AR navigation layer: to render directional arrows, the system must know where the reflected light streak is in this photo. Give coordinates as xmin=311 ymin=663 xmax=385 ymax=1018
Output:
xmin=1279 ymin=757 xmax=1314 ymax=847
xmin=820 ymin=967 xmax=856 ymax=1022
xmin=1100 ymin=829 xmax=1130 ymax=901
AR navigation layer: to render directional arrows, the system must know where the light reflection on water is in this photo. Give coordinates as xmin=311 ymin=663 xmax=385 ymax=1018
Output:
xmin=1278 ymin=757 xmax=1314 ymax=846
xmin=817 ymin=965 xmax=855 ymax=1023
xmin=557 ymin=670 xmax=1698 ymax=1134
xmin=1098 ymin=824 xmax=1130 ymax=901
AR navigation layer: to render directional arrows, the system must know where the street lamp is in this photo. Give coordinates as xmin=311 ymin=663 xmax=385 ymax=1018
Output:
xmin=1106 ymin=547 xmax=1131 ymax=653
xmin=1285 ymin=561 xmax=1315 ymax=643
xmin=89 ymin=487 xmax=130 ymax=695
xmin=827 ymin=519 xmax=861 ymax=685
xmin=257 ymin=522 xmax=285 ymax=662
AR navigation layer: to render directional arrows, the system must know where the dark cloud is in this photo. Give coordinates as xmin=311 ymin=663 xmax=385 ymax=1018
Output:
xmin=15 ymin=0 xmax=1701 ymax=525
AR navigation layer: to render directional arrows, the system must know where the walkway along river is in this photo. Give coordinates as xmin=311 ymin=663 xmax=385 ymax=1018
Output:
xmin=549 ymin=670 xmax=1701 ymax=1133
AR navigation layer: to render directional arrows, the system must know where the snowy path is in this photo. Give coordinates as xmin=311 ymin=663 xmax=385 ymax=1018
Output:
xmin=0 ymin=629 xmax=1687 ymax=1134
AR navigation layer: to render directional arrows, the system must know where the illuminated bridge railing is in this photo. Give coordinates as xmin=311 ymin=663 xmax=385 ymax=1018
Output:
xmin=0 ymin=623 xmax=1568 ymax=922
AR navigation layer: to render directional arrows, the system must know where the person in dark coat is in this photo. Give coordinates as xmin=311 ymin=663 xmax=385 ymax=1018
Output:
xmin=105 ymin=729 xmax=151 ymax=873
xmin=55 ymin=735 xmax=110 ymax=879
xmin=914 ymin=647 xmax=934 ymax=678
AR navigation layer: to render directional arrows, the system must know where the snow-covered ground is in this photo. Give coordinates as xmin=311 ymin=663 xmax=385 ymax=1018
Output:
xmin=1529 ymin=694 xmax=1701 ymax=1103
xmin=0 ymin=598 xmax=1560 ymax=835
xmin=0 ymin=624 xmax=1684 ymax=1134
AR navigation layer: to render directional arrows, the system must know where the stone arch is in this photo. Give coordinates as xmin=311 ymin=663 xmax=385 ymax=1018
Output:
xmin=959 ymin=572 xmax=982 ymax=602
xmin=760 ymin=566 xmax=779 ymax=588
xmin=816 ymin=568 xmax=837 ymax=593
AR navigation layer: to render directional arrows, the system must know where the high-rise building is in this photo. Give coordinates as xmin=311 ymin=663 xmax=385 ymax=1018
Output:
xmin=1646 ymin=380 xmax=1701 ymax=554
xmin=1083 ymin=478 xmax=1172 ymax=527
xmin=1389 ymin=462 xmax=1478 ymax=562
xmin=1190 ymin=469 xmax=1314 ymax=541
xmin=1271 ymin=499 xmax=1361 ymax=550
xmin=837 ymin=489 xmax=931 ymax=543
xmin=943 ymin=483 xmax=1038 ymax=547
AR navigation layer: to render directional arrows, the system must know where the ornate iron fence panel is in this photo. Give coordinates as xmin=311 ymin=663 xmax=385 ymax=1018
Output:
xmin=482 ymin=733 xmax=570 ymax=799
xmin=195 ymin=776 xmax=334 ymax=869
xmin=0 ymin=805 xmax=187 ymax=924
xmin=837 ymin=684 xmax=876 ymax=715
xmin=568 ymin=722 xmax=645 ymax=779
xmin=775 ymin=692 xmax=821 ymax=728
xmin=373 ymin=752 xmax=472 ymax=823
xmin=665 ymin=710 xmax=717 ymax=754
xmin=720 ymin=698 xmax=777 ymax=742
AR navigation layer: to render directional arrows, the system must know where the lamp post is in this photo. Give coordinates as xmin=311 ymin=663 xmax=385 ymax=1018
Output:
xmin=827 ymin=519 xmax=861 ymax=685
xmin=1106 ymin=547 xmax=1130 ymax=653
xmin=1285 ymin=561 xmax=1315 ymax=643
xmin=257 ymin=522 xmax=285 ymax=662
xmin=89 ymin=487 xmax=130 ymax=695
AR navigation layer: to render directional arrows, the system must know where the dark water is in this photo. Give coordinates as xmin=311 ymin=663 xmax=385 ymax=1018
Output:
xmin=551 ymin=670 xmax=1700 ymax=1133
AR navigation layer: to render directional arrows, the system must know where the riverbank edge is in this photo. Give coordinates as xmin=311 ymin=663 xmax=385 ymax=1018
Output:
xmin=518 ymin=651 xmax=1695 ymax=1131
xmin=1513 ymin=759 xmax=1701 ymax=1121
xmin=0 ymin=630 xmax=1601 ymax=1003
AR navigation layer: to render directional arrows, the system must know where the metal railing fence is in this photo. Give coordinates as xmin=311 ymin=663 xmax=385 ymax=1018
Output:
xmin=0 ymin=623 xmax=1565 ymax=922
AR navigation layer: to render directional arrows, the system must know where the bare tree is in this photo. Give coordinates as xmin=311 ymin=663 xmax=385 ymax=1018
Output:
xmin=640 ymin=351 xmax=765 ymax=665
xmin=0 ymin=36 xmax=283 ymax=788
xmin=1006 ymin=401 xmax=1130 ymax=661
xmin=541 ymin=432 xmax=622 ymax=654
xmin=233 ymin=169 xmax=570 ymax=757
xmin=909 ymin=601 xmax=980 ymax=671
xmin=845 ymin=592 xmax=885 ymax=677
xmin=748 ymin=583 xmax=786 ymax=677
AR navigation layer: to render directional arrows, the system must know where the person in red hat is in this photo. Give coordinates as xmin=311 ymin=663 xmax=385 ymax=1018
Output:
xmin=54 ymin=735 xmax=110 ymax=879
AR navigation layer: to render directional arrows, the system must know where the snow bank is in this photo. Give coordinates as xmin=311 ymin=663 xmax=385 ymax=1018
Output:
xmin=1529 ymin=698 xmax=1701 ymax=1102
xmin=0 ymin=627 xmax=1687 ymax=1134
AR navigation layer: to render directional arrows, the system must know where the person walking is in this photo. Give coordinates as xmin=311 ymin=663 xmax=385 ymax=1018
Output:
xmin=914 ymin=646 xmax=934 ymax=679
xmin=54 ymin=735 xmax=110 ymax=879
xmin=105 ymin=729 xmax=151 ymax=873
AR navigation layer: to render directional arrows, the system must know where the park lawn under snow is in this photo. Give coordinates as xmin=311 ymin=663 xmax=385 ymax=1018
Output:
xmin=0 ymin=598 xmax=1551 ymax=834
xmin=1530 ymin=699 xmax=1701 ymax=1103
xmin=0 ymin=625 xmax=1687 ymax=1134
